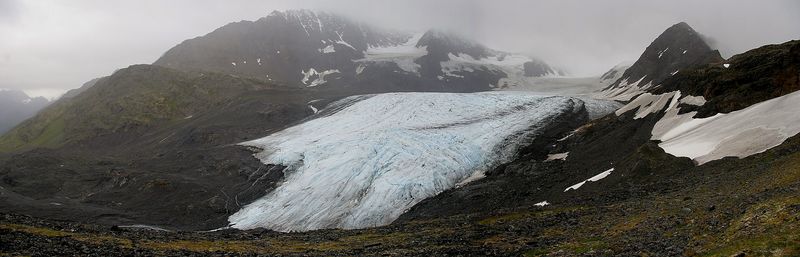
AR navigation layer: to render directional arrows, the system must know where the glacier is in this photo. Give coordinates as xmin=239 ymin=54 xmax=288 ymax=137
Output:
xmin=229 ymin=92 xmax=617 ymax=232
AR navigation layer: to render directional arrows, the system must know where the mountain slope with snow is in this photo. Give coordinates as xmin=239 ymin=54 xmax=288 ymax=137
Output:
xmin=599 ymin=22 xmax=723 ymax=101
xmin=228 ymin=92 xmax=618 ymax=231
xmin=154 ymin=10 xmax=560 ymax=93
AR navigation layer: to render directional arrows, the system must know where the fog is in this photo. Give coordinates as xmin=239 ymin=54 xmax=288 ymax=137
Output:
xmin=1 ymin=0 xmax=798 ymax=99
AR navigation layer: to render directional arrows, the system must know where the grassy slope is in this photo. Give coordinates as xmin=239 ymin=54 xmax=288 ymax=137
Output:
xmin=0 ymin=65 xmax=278 ymax=152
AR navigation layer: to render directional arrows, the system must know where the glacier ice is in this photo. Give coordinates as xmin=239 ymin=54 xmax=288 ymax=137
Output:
xmin=229 ymin=92 xmax=602 ymax=232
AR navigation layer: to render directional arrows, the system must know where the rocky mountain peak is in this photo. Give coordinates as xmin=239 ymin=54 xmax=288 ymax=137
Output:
xmin=416 ymin=29 xmax=492 ymax=60
xmin=601 ymin=22 xmax=724 ymax=100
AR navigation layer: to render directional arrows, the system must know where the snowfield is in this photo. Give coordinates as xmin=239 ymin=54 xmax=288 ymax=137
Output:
xmin=229 ymin=92 xmax=619 ymax=232
xmin=618 ymin=90 xmax=800 ymax=164
xmin=356 ymin=33 xmax=428 ymax=74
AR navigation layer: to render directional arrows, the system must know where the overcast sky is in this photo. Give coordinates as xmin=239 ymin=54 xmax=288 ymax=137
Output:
xmin=1 ymin=0 xmax=798 ymax=99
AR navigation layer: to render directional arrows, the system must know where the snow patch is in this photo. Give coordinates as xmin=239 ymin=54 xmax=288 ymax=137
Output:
xmin=652 ymin=90 xmax=800 ymax=164
xmin=614 ymin=91 xmax=679 ymax=118
xmin=564 ymin=168 xmax=614 ymax=192
xmin=596 ymin=77 xmax=647 ymax=101
xmin=301 ymin=68 xmax=340 ymax=87
xmin=534 ymin=201 xmax=550 ymax=207
xmin=658 ymin=48 xmax=669 ymax=58
xmin=334 ymin=31 xmax=357 ymax=51
xmin=357 ymin=33 xmax=427 ymax=74
xmin=546 ymin=152 xmax=569 ymax=162
xmin=617 ymin=89 xmax=800 ymax=165
xmin=319 ymin=44 xmax=336 ymax=54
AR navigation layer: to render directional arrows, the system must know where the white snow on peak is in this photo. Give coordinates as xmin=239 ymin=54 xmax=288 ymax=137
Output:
xmin=334 ymin=31 xmax=357 ymax=51
xmin=301 ymin=68 xmax=340 ymax=87
xmin=658 ymin=48 xmax=669 ymax=58
xmin=357 ymin=33 xmax=427 ymax=74
xmin=319 ymin=44 xmax=336 ymax=53
xmin=229 ymin=92 xmax=593 ymax=232
xmin=564 ymin=168 xmax=614 ymax=192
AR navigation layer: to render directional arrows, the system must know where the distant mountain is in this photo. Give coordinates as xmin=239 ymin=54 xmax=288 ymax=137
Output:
xmin=599 ymin=22 xmax=724 ymax=100
xmin=0 ymin=90 xmax=50 ymax=134
xmin=599 ymin=62 xmax=631 ymax=85
xmin=155 ymin=10 xmax=560 ymax=93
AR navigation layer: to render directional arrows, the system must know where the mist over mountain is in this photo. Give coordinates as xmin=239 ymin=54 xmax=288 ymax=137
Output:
xmin=0 ymin=89 xmax=49 ymax=134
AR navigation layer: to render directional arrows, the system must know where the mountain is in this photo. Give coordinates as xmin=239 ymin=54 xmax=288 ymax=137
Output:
xmin=653 ymin=40 xmax=800 ymax=117
xmin=523 ymin=59 xmax=563 ymax=77
xmin=155 ymin=10 xmax=560 ymax=93
xmin=599 ymin=22 xmax=724 ymax=100
xmin=598 ymin=62 xmax=632 ymax=85
xmin=0 ymin=90 xmax=50 ymax=134
xmin=154 ymin=10 xmax=408 ymax=86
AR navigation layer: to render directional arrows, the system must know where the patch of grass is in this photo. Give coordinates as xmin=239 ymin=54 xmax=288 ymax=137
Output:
xmin=0 ymin=223 xmax=133 ymax=248
xmin=27 ymin=116 xmax=66 ymax=149
xmin=140 ymin=240 xmax=262 ymax=253
xmin=478 ymin=206 xmax=585 ymax=226
xmin=607 ymin=212 xmax=647 ymax=236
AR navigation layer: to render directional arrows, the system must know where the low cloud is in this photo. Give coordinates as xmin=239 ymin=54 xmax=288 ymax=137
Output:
xmin=1 ymin=0 xmax=798 ymax=96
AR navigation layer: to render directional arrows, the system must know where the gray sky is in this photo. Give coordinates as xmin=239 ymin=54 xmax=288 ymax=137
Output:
xmin=1 ymin=0 xmax=798 ymax=99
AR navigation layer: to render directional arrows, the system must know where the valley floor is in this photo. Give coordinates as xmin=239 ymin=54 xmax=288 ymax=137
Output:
xmin=3 ymin=134 xmax=799 ymax=256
